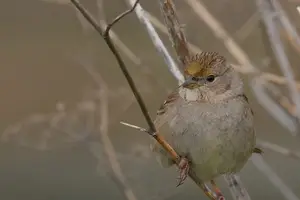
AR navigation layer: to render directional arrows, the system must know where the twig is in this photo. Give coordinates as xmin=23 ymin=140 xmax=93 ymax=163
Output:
xmin=251 ymin=154 xmax=300 ymax=200
xmin=256 ymin=0 xmax=300 ymax=123
xmin=235 ymin=12 xmax=260 ymax=41
xmin=124 ymin=0 xmax=184 ymax=84
xmin=158 ymin=0 xmax=190 ymax=68
xmin=251 ymin=76 xmax=298 ymax=134
xmin=257 ymin=140 xmax=300 ymax=160
xmin=261 ymin=73 xmax=300 ymax=89
xmin=70 ymin=1 xmax=216 ymax=199
xmin=271 ymin=0 xmax=300 ymax=51
xmin=120 ymin=121 xmax=149 ymax=133
xmin=103 ymin=0 xmax=140 ymax=36
xmin=282 ymin=28 xmax=300 ymax=55
xmin=263 ymin=80 xmax=299 ymax=119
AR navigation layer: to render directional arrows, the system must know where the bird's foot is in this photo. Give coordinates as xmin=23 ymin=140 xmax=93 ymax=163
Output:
xmin=210 ymin=180 xmax=225 ymax=200
xmin=176 ymin=157 xmax=190 ymax=187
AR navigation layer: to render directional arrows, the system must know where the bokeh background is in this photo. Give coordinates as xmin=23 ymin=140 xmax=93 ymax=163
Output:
xmin=0 ymin=0 xmax=300 ymax=200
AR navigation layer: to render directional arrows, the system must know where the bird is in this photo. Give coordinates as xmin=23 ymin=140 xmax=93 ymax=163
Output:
xmin=150 ymin=52 xmax=258 ymax=187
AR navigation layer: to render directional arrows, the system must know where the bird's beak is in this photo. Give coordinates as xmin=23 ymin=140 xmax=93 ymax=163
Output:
xmin=182 ymin=78 xmax=195 ymax=88
xmin=181 ymin=77 xmax=199 ymax=89
xmin=181 ymin=76 xmax=206 ymax=89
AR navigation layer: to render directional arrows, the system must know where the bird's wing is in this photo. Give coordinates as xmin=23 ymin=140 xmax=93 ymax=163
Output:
xmin=154 ymin=90 xmax=180 ymax=128
xmin=151 ymin=90 xmax=181 ymax=165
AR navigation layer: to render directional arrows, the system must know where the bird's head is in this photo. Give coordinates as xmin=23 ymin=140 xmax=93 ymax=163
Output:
xmin=180 ymin=52 xmax=243 ymax=102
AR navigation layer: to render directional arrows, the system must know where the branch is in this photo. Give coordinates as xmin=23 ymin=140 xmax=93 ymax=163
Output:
xmin=103 ymin=0 xmax=140 ymax=36
xmin=125 ymin=0 xmax=184 ymax=84
xmin=158 ymin=0 xmax=190 ymax=69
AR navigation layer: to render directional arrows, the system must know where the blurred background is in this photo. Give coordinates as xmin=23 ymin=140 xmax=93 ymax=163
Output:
xmin=0 ymin=0 xmax=300 ymax=199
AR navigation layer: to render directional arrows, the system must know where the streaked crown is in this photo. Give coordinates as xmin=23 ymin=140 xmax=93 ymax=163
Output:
xmin=184 ymin=52 xmax=226 ymax=77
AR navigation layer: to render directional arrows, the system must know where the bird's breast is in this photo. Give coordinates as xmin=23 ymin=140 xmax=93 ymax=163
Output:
xmin=164 ymin=97 xmax=255 ymax=180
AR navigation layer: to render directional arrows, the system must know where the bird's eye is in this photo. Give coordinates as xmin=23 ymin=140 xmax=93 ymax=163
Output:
xmin=192 ymin=77 xmax=199 ymax=81
xmin=206 ymin=75 xmax=215 ymax=82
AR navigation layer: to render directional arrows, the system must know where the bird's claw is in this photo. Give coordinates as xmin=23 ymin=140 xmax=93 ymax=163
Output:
xmin=176 ymin=157 xmax=190 ymax=187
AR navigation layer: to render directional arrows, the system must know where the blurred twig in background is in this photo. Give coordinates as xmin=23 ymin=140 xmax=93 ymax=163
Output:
xmin=125 ymin=0 xmax=185 ymax=83
xmin=257 ymin=140 xmax=300 ymax=160
xmin=251 ymin=76 xmax=298 ymax=133
xmin=251 ymin=154 xmax=299 ymax=200
xmin=256 ymin=0 xmax=300 ymax=125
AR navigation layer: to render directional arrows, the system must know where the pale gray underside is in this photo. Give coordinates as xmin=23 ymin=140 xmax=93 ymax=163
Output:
xmin=152 ymin=94 xmax=256 ymax=181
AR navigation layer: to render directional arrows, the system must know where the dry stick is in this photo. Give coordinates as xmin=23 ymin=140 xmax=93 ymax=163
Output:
xmin=282 ymin=29 xmax=300 ymax=55
xmin=251 ymin=154 xmax=300 ymax=200
xmin=257 ymin=140 xmax=300 ymax=160
xmin=125 ymin=0 xmax=185 ymax=83
xmin=256 ymin=0 xmax=300 ymax=123
xmin=272 ymin=0 xmax=300 ymax=50
xmin=158 ymin=0 xmax=190 ymax=69
xmin=69 ymin=1 xmax=216 ymax=200
xmin=234 ymin=11 xmax=260 ymax=41
xmin=251 ymin=76 xmax=298 ymax=133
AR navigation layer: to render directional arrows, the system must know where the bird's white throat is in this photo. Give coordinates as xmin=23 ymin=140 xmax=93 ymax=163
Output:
xmin=179 ymin=87 xmax=202 ymax=102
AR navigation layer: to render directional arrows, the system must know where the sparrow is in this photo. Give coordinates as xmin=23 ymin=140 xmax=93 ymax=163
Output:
xmin=150 ymin=52 xmax=259 ymax=187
